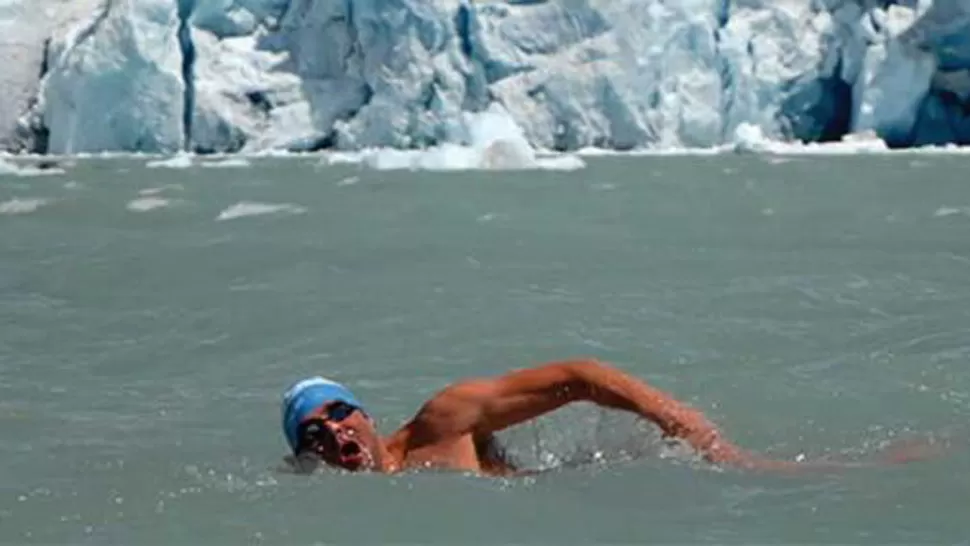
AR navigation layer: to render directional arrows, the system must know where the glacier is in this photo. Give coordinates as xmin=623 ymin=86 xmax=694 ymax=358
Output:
xmin=0 ymin=0 xmax=969 ymax=155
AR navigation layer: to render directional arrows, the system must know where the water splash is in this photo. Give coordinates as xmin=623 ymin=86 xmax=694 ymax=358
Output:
xmin=322 ymin=104 xmax=587 ymax=172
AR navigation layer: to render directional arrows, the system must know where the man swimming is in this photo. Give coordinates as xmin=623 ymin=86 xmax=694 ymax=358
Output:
xmin=281 ymin=358 xmax=939 ymax=476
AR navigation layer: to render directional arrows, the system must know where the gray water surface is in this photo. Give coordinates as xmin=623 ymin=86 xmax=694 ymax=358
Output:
xmin=2 ymin=153 xmax=969 ymax=544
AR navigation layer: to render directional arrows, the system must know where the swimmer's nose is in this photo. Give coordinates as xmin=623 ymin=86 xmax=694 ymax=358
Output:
xmin=329 ymin=421 xmax=357 ymax=440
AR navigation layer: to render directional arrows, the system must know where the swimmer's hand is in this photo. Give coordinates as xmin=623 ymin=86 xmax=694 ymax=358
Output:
xmin=876 ymin=432 xmax=952 ymax=465
xmin=724 ymin=430 xmax=953 ymax=474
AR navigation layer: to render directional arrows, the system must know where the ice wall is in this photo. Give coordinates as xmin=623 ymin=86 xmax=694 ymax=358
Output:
xmin=1 ymin=0 xmax=968 ymax=155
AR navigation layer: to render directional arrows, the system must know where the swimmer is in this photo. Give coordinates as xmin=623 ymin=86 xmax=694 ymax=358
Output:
xmin=281 ymin=358 xmax=942 ymax=476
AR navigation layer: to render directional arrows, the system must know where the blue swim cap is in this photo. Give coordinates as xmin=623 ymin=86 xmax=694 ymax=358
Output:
xmin=281 ymin=376 xmax=364 ymax=452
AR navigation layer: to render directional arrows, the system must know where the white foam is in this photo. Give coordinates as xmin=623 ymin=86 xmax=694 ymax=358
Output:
xmin=534 ymin=155 xmax=587 ymax=171
xmin=216 ymin=201 xmax=306 ymax=221
xmin=764 ymin=157 xmax=795 ymax=165
xmin=728 ymin=123 xmax=781 ymax=154
xmin=7 ymin=130 xmax=970 ymax=176
xmin=320 ymin=152 xmax=362 ymax=166
xmin=728 ymin=124 xmax=892 ymax=155
xmin=570 ymin=126 xmax=970 ymax=157
xmin=891 ymin=144 xmax=970 ymax=156
xmin=573 ymin=147 xmax=626 ymax=157
xmin=146 ymin=154 xmax=193 ymax=169
xmin=574 ymin=145 xmax=725 ymax=157
xmin=244 ymin=148 xmax=299 ymax=158
xmin=933 ymin=207 xmax=970 ymax=218
xmin=321 ymin=105 xmax=587 ymax=172
xmin=0 ymin=198 xmax=47 ymax=215
xmin=356 ymin=144 xmax=488 ymax=171
xmin=0 ymin=158 xmax=66 ymax=176
xmin=570 ymin=126 xmax=900 ymax=157
xmin=139 ymin=184 xmax=183 ymax=196
xmin=126 ymin=197 xmax=170 ymax=212
xmin=201 ymin=157 xmax=251 ymax=169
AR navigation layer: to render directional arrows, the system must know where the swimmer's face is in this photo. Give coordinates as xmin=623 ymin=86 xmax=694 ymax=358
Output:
xmin=296 ymin=402 xmax=382 ymax=472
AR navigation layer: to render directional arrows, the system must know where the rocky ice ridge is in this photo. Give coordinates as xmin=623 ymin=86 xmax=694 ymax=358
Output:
xmin=0 ymin=0 xmax=105 ymax=151
xmin=1 ymin=0 xmax=969 ymax=155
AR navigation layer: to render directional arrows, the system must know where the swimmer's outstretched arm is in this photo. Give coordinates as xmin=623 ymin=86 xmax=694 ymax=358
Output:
xmin=407 ymin=359 xmax=940 ymax=472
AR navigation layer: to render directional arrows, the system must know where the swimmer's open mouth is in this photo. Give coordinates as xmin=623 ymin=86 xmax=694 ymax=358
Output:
xmin=338 ymin=442 xmax=366 ymax=469
xmin=340 ymin=442 xmax=361 ymax=458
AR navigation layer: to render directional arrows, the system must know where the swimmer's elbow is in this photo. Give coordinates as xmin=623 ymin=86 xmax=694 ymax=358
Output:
xmin=562 ymin=359 xmax=656 ymax=413
xmin=559 ymin=358 xmax=623 ymax=390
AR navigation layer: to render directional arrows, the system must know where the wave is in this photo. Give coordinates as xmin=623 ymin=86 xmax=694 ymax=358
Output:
xmin=0 ymin=158 xmax=66 ymax=176
xmin=0 ymin=197 xmax=48 ymax=215
xmin=126 ymin=197 xmax=171 ymax=212
xmin=215 ymin=202 xmax=306 ymax=221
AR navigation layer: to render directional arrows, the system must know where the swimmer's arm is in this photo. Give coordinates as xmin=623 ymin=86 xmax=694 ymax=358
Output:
xmin=408 ymin=359 xmax=942 ymax=472
xmin=410 ymin=359 xmax=755 ymax=467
